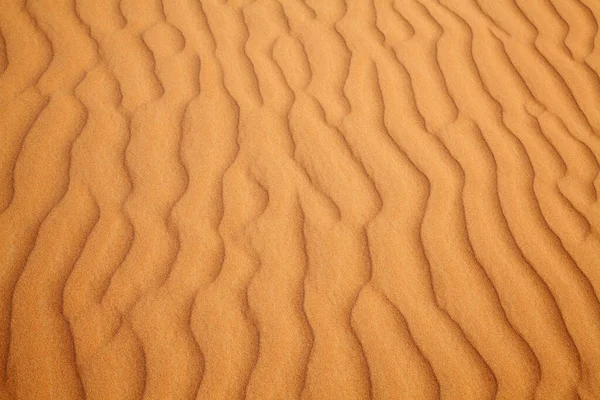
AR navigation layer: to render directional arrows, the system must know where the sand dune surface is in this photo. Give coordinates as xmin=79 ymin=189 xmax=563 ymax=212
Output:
xmin=1 ymin=0 xmax=600 ymax=399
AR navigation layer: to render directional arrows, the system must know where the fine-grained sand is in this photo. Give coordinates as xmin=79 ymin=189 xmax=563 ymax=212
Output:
xmin=1 ymin=0 xmax=600 ymax=399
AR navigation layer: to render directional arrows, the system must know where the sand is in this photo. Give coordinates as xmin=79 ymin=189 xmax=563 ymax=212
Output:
xmin=1 ymin=0 xmax=600 ymax=399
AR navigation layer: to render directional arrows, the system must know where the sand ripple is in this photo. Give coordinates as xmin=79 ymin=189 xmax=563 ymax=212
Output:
xmin=1 ymin=0 xmax=600 ymax=399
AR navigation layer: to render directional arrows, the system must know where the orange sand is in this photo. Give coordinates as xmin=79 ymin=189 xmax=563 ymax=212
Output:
xmin=1 ymin=0 xmax=600 ymax=399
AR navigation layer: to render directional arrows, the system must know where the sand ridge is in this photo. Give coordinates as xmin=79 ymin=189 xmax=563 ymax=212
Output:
xmin=1 ymin=0 xmax=600 ymax=399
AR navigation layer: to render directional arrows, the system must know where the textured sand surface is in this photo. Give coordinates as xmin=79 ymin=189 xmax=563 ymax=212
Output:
xmin=2 ymin=0 xmax=600 ymax=399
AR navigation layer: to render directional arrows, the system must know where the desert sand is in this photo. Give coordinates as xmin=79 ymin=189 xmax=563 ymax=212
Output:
xmin=1 ymin=0 xmax=600 ymax=399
